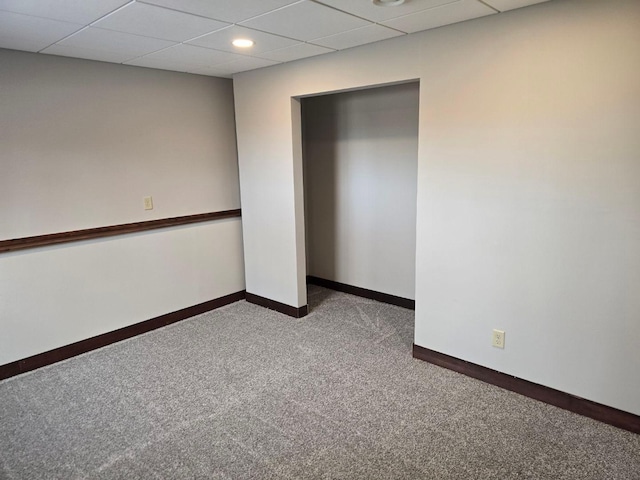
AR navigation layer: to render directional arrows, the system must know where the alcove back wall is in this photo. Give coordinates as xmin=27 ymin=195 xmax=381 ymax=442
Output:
xmin=302 ymin=83 xmax=419 ymax=300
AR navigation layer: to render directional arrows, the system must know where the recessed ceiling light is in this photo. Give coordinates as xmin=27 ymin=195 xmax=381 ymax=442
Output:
xmin=232 ymin=38 xmax=254 ymax=48
xmin=372 ymin=0 xmax=405 ymax=6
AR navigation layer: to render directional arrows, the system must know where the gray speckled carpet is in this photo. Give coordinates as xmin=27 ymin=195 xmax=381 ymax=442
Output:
xmin=1 ymin=285 xmax=639 ymax=479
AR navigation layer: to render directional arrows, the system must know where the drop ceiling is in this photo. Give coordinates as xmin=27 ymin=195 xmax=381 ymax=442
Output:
xmin=0 ymin=0 xmax=551 ymax=78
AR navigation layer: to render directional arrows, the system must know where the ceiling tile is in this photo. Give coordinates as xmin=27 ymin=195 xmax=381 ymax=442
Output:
xmin=41 ymin=44 xmax=137 ymax=63
xmin=139 ymin=0 xmax=299 ymax=23
xmin=188 ymin=25 xmax=299 ymax=55
xmin=92 ymin=2 xmax=229 ymax=42
xmin=481 ymin=0 xmax=551 ymax=12
xmin=240 ymin=1 xmax=370 ymax=42
xmin=0 ymin=10 xmax=81 ymax=52
xmin=311 ymin=24 xmax=404 ymax=51
xmin=188 ymin=57 xmax=280 ymax=76
xmin=183 ymin=65 xmax=233 ymax=78
xmin=58 ymin=27 xmax=175 ymax=57
xmin=0 ymin=0 xmax=130 ymax=25
xmin=210 ymin=56 xmax=281 ymax=74
xmin=381 ymin=0 xmax=496 ymax=34
xmin=140 ymin=43 xmax=242 ymax=66
xmin=256 ymin=43 xmax=334 ymax=62
xmin=123 ymin=56 xmax=190 ymax=72
xmin=0 ymin=0 xmax=556 ymax=76
xmin=314 ymin=0 xmax=459 ymax=22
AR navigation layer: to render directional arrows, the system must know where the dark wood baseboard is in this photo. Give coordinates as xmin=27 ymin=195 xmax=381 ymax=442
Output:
xmin=307 ymin=276 xmax=415 ymax=310
xmin=412 ymin=344 xmax=640 ymax=435
xmin=245 ymin=292 xmax=308 ymax=318
xmin=0 ymin=291 xmax=246 ymax=381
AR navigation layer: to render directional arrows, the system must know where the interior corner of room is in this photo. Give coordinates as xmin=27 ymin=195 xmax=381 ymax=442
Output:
xmin=1 ymin=0 xmax=639 ymax=439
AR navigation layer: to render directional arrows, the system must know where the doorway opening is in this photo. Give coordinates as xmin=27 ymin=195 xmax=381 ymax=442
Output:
xmin=300 ymin=81 xmax=420 ymax=313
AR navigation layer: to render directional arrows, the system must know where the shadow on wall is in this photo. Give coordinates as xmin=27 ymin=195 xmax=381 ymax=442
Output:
xmin=302 ymin=94 xmax=337 ymax=281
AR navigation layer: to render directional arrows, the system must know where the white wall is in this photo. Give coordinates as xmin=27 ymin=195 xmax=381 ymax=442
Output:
xmin=0 ymin=50 xmax=245 ymax=365
xmin=0 ymin=221 xmax=244 ymax=365
xmin=233 ymin=0 xmax=640 ymax=415
xmin=302 ymin=83 xmax=418 ymax=299
xmin=0 ymin=49 xmax=240 ymax=238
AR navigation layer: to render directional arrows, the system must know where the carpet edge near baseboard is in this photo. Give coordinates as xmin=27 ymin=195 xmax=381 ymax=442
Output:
xmin=245 ymin=292 xmax=308 ymax=318
xmin=412 ymin=344 xmax=640 ymax=435
xmin=307 ymin=276 xmax=415 ymax=310
xmin=0 ymin=291 xmax=246 ymax=381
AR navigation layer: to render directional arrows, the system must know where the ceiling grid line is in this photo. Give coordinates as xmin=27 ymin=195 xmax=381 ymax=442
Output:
xmin=35 ymin=1 xmax=137 ymax=54
xmin=0 ymin=0 xmax=553 ymax=77
xmin=476 ymin=0 xmax=502 ymax=12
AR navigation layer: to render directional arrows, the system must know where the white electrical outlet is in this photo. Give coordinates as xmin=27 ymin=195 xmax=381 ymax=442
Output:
xmin=143 ymin=196 xmax=153 ymax=210
xmin=492 ymin=329 xmax=505 ymax=349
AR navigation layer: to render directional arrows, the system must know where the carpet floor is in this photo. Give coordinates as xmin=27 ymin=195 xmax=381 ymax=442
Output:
xmin=1 ymin=285 xmax=639 ymax=479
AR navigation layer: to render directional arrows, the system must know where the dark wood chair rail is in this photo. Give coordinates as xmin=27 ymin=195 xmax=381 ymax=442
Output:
xmin=0 ymin=209 xmax=241 ymax=254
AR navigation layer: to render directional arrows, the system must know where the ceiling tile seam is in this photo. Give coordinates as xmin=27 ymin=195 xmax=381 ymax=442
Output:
xmin=205 ymin=24 xmax=308 ymax=44
xmin=216 ymin=0 xmax=304 ymax=25
xmin=123 ymin=26 xmax=386 ymax=70
xmin=182 ymin=25 xmax=341 ymax=56
xmin=235 ymin=0 xmax=308 ymax=26
xmin=53 ymin=27 xmax=181 ymax=66
xmin=475 ymin=0 xmax=502 ymax=13
xmin=86 ymin=22 xmax=231 ymax=45
xmin=308 ymin=0 xmax=460 ymax=33
xmin=137 ymin=0 xmax=306 ymax=26
xmin=43 ymin=45 xmax=149 ymax=64
xmin=302 ymin=38 xmax=374 ymax=52
xmin=113 ymin=40 xmax=252 ymax=68
xmin=57 ymin=36 xmax=179 ymax=66
xmin=121 ymin=58 xmax=187 ymax=69
xmin=377 ymin=0 xmax=490 ymax=27
xmin=133 ymin=0 xmax=231 ymax=25
xmin=36 ymin=1 xmax=136 ymax=54
xmin=67 ymin=25 xmax=181 ymax=48
xmin=215 ymin=59 xmax=282 ymax=70
xmin=75 ymin=24 xmax=231 ymax=53
xmin=303 ymin=25 xmax=404 ymax=48
xmin=75 ymin=24 xmax=213 ymax=48
xmin=306 ymin=23 xmax=408 ymax=42
xmin=52 ymin=27 xmax=180 ymax=57
xmin=296 ymin=41 xmax=339 ymax=52
xmin=199 ymin=53 xmax=285 ymax=68
xmin=206 ymin=23 xmax=388 ymax=53
xmin=183 ymin=25 xmax=307 ymax=48
xmin=308 ymin=0 xmax=406 ymax=32
xmin=308 ymin=0 xmax=390 ymax=24
xmin=87 ymin=16 xmax=322 ymax=56
xmin=0 ymin=7 xmax=78 ymax=24
xmin=374 ymin=24 xmax=409 ymax=35
xmin=122 ymin=59 xmax=195 ymax=71
xmin=87 ymin=0 xmax=136 ymax=27
xmin=375 ymin=0 xmax=464 ymax=31
xmin=36 ymin=25 xmax=89 ymax=54
xmin=127 ymin=44 xmax=285 ymax=70
xmin=0 ymin=3 xmax=123 ymax=26
xmin=305 ymin=2 xmax=409 ymax=34
xmin=37 ymin=23 xmax=86 ymax=48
